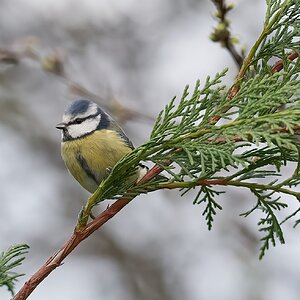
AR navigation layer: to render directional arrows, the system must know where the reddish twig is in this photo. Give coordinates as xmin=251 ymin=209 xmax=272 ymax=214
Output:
xmin=160 ymin=178 xmax=228 ymax=190
xmin=271 ymin=51 xmax=299 ymax=73
xmin=12 ymin=163 xmax=165 ymax=300
xmin=13 ymin=200 xmax=130 ymax=300
xmin=229 ymin=51 xmax=300 ymax=100
xmin=228 ymin=84 xmax=240 ymax=100
xmin=208 ymin=124 xmax=300 ymax=145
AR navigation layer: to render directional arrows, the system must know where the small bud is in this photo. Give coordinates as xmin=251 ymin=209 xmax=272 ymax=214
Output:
xmin=213 ymin=10 xmax=221 ymax=18
xmin=216 ymin=22 xmax=227 ymax=31
xmin=210 ymin=32 xmax=219 ymax=42
xmin=223 ymin=19 xmax=231 ymax=27
xmin=41 ymin=51 xmax=64 ymax=76
xmin=210 ymin=22 xmax=230 ymax=42
xmin=230 ymin=36 xmax=240 ymax=45
xmin=226 ymin=2 xmax=235 ymax=11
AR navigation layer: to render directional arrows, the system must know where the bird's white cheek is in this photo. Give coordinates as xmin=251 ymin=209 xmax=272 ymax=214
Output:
xmin=67 ymin=116 xmax=100 ymax=139
xmin=67 ymin=124 xmax=87 ymax=139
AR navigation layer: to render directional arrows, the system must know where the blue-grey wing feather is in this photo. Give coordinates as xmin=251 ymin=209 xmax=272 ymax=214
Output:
xmin=111 ymin=123 xmax=134 ymax=149
xmin=97 ymin=108 xmax=134 ymax=149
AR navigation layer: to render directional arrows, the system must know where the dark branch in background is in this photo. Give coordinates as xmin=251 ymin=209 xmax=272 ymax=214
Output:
xmin=0 ymin=49 xmax=19 ymax=65
xmin=210 ymin=0 xmax=244 ymax=68
xmin=0 ymin=41 xmax=154 ymax=124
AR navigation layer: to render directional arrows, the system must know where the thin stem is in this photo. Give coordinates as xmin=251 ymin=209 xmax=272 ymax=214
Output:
xmin=280 ymin=207 xmax=300 ymax=225
xmin=12 ymin=199 xmax=132 ymax=300
xmin=158 ymin=179 xmax=300 ymax=200
xmin=211 ymin=0 xmax=244 ymax=67
xmin=224 ymin=39 xmax=244 ymax=68
xmin=12 ymin=164 xmax=165 ymax=300
xmin=228 ymin=180 xmax=300 ymax=199
xmin=229 ymin=0 xmax=293 ymax=98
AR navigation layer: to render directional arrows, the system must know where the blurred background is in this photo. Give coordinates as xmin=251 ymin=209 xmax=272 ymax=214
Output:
xmin=1 ymin=0 xmax=300 ymax=299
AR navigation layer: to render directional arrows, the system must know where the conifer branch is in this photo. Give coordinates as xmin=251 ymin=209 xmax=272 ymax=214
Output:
xmin=0 ymin=245 xmax=29 ymax=296
xmin=229 ymin=0 xmax=299 ymax=98
xmin=10 ymin=1 xmax=300 ymax=299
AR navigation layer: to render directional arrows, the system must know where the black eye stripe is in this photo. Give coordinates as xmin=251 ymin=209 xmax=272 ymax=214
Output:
xmin=67 ymin=112 xmax=100 ymax=126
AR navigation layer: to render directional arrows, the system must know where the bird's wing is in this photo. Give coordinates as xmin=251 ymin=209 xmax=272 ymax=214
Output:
xmin=108 ymin=120 xmax=134 ymax=150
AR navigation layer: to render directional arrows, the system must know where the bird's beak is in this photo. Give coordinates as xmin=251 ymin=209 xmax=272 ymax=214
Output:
xmin=56 ymin=122 xmax=66 ymax=130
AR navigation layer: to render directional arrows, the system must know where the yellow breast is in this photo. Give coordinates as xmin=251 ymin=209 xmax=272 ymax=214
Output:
xmin=61 ymin=130 xmax=132 ymax=193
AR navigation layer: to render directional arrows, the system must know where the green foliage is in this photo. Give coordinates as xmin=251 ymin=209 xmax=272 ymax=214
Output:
xmin=148 ymin=69 xmax=247 ymax=180
xmin=193 ymin=186 xmax=224 ymax=230
xmin=258 ymin=0 xmax=300 ymax=64
xmin=0 ymin=244 xmax=29 ymax=295
xmin=234 ymin=66 xmax=300 ymax=118
xmin=241 ymin=190 xmax=288 ymax=259
xmin=81 ymin=0 xmax=300 ymax=258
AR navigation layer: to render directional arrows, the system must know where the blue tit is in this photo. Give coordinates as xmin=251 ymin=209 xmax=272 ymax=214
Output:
xmin=56 ymin=99 xmax=142 ymax=193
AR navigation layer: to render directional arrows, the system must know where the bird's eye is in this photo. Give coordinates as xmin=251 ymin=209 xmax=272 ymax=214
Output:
xmin=74 ymin=118 xmax=83 ymax=124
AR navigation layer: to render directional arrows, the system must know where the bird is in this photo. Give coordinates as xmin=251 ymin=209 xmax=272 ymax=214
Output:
xmin=56 ymin=99 xmax=144 ymax=193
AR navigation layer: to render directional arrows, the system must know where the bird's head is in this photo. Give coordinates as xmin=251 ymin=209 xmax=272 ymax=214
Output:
xmin=56 ymin=99 xmax=110 ymax=141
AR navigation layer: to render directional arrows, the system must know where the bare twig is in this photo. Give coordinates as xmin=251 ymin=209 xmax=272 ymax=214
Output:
xmin=0 ymin=48 xmax=19 ymax=65
xmin=211 ymin=0 xmax=244 ymax=68
xmin=0 ymin=38 xmax=154 ymax=124
xmin=12 ymin=164 xmax=165 ymax=300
